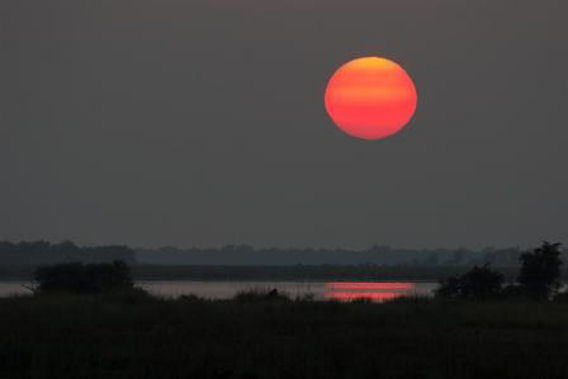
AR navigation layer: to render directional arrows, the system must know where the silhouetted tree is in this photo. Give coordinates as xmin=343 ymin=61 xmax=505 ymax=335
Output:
xmin=435 ymin=276 xmax=460 ymax=298
xmin=34 ymin=261 xmax=134 ymax=294
xmin=517 ymin=241 xmax=563 ymax=300
xmin=436 ymin=264 xmax=504 ymax=300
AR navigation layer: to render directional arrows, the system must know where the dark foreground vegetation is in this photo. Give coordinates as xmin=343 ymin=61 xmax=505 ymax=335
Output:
xmin=3 ymin=291 xmax=568 ymax=378
xmin=1 ymin=242 xmax=567 ymax=378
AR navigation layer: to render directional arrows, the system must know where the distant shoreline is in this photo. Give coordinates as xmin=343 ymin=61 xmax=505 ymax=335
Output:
xmin=0 ymin=264 xmax=523 ymax=282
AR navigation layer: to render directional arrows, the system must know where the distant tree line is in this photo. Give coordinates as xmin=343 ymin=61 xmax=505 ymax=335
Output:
xmin=0 ymin=241 xmax=136 ymax=265
xmin=2 ymin=240 xmax=567 ymax=268
xmin=136 ymin=244 xmax=540 ymax=267
xmin=24 ymin=241 xmax=568 ymax=302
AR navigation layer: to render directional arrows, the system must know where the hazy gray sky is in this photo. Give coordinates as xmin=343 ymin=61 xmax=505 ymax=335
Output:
xmin=1 ymin=0 xmax=567 ymax=249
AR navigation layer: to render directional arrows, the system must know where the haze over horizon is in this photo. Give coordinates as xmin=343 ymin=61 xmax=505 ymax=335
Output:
xmin=2 ymin=0 xmax=567 ymax=250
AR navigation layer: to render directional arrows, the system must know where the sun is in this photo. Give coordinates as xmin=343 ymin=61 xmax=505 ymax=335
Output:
xmin=324 ymin=57 xmax=417 ymax=140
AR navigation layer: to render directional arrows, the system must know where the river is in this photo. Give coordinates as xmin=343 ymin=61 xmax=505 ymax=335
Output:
xmin=0 ymin=280 xmax=438 ymax=302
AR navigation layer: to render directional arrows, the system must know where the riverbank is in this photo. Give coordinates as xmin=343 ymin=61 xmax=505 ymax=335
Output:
xmin=1 ymin=292 xmax=568 ymax=378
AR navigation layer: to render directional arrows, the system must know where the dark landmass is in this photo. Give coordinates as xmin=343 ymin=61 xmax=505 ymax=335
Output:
xmin=0 ymin=241 xmax=136 ymax=265
xmin=2 ymin=292 xmax=568 ymax=378
xmin=0 ymin=264 xmax=526 ymax=282
xmin=1 ymin=240 xmax=545 ymax=267
xmin=2 ymin=240 xmax=565 ymax=282
xmin=137 ymin=244 xmax=529 ymax=266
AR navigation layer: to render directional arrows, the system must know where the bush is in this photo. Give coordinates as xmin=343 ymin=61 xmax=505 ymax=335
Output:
xmin=517 ymin=241 xmax=563 ymax=300
xmin=34 ymin=261 xmax=135 ymax=294
xmin=435 ymin=264 xmax=504 ymax=300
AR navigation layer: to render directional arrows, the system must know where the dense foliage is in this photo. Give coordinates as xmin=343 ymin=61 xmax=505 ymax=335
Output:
xmin=437 ymin=242 xmax=564 ymax=301
xmin=518 ymin=241 xmax=563 ymax=300
xmin=435 ymin=264 xmax=504 ymax=300
xmin=34 ymin=261 xmax=134 ymax=294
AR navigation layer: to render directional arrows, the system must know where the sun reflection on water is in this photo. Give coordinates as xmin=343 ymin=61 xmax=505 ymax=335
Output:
xmin=325 ymin=282 xmax=416 ymax=303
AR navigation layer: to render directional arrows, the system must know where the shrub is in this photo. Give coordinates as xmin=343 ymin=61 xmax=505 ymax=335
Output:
xmin=517 ymin=241 xmax=563 ymax=300
xmin=34 ymin=261 xmax=135 ymax=294
xmin=435 ymin=264 xmax=504 ymax=300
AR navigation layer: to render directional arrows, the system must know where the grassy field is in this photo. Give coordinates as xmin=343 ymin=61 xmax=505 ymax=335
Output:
xmin=0 ymin=264 xmax=524 ymax=282
xmin=2 ymin=291 xmax=568 ymax=378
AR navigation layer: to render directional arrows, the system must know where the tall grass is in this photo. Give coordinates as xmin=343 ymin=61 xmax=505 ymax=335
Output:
xmin=2 ymin=292 xmax=568 ymax=378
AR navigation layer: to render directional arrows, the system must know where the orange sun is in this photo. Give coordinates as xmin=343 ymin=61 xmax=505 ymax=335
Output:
xmin=324 ymin=57 xmax=417 ymax=140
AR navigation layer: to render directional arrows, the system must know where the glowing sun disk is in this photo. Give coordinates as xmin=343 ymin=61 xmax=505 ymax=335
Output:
xmin=324 ymin=57 xmax=417 ymax=140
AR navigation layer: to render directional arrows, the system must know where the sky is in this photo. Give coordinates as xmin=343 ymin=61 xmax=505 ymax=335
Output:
xmin=1 ymin=0 xmax=567 ymax=250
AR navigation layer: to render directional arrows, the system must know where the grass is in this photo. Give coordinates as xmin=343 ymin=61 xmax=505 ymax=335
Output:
xmin=2 ymin=290 xmax=568 ymax=378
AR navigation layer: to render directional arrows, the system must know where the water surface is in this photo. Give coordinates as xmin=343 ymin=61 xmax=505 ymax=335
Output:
xmin=0 ymin=280 xmax=438 ymax=302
